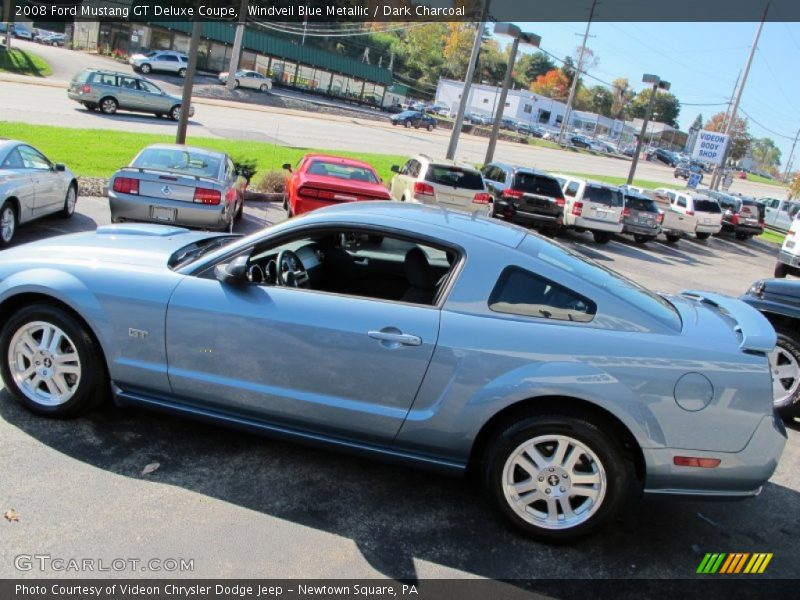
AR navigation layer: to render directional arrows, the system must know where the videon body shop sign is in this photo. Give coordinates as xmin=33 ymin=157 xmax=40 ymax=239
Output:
xmin=692 ymin=130 xmax=730 ymax=166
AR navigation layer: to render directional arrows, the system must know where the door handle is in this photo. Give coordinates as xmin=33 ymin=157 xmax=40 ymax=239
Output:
xmin=368 ymin=329 xmax=422 ymax=347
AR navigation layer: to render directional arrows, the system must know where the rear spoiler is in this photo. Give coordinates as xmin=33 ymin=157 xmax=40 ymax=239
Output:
xmin=118 ymin=167 xmax=219 ymax=186
xmin=681 ymin=290 xmax=776 ymax=353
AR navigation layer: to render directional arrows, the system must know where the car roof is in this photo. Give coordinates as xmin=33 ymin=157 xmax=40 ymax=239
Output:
xmin=303 ymin=154 xmax=376 ymax=169
xmin=294 ymin=202 xmax=526 ymax=249
xmin=138 ymin=144 xmax=227 ymax=160
xmin=416 ymin=155 xmax=479 ymax=171
xmin=488 ymin=163 xmax=556 ymax=177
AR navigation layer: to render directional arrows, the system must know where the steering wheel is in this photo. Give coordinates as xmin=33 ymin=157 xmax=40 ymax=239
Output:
xmin=275 ymin=249 xmax=309 ymax=288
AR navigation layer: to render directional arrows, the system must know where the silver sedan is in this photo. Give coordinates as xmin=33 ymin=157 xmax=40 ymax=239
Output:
xmin=218 ymin=70 xmax=273 ymax=92
xmin=0 ymin=139 xmax=78 ymax=247
xmin=108 ymin=144 xmax=246 ymax=231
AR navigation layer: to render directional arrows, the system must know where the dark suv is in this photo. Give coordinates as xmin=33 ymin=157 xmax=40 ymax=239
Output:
xmin=390 ymin=110 xmax=437 ymax=131
xmin=706 ymin=190 xmax=764 ymax=240
xmin=655 ymin=148 xmax=679 ymax=166
xmin=620 ymin=190 xmax=663 ymax=244
xmin=481 ymin=163 xmax=565 ymax=235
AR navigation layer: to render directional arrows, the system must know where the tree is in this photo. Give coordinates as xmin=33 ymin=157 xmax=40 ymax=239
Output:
xmin=610 ymin=78 xmax=635 ymax=120
xmin=476 ymin=39 xmax=507 ymax=85
xmin=628 ymin=88 xmax=681 ymax=127
xmin=400 ymin=23 xmax=448 ymax=89
xmin=560 ymin=56 xmax=577 ymax=89
xmin=690 ymin=113 xmax=703 ymax=131
xmin=790 ymin=172 xmax=800 ymax=199
xmin=704 ymin=112 xmax=752 ymax=162
xmin=512 ymin=51 xmax=555 ymax=89
xmin=750 ymin=137 xmax=782 ymax=170
xmin=442 ymin=23 xmax=475 ymax=80
xmin=530 ymin=69 xmax=571 ymax=101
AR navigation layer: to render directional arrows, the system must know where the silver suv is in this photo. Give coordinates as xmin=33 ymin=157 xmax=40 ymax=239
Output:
xmin=129 ymin=50 xmax=189 ymax=77
xmin=67 ymin=69 xmax=194 ymax=120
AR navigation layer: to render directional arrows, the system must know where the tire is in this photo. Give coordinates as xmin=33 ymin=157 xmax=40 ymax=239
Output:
xmin=140 ymin=63 xmax=151 ymax=74
xmin=99 ymin=96 xmax=118 ymax=115
xmin=169 ymin=105 xmax=181 ymax=121
xmin=592 ymin=231 xmax=611 ymax=244
xmin=482 ymin=413 xmax=632 ymax=542
xmin=695 ymin=232 xmax=710 ymax=240
xmin=770 ymin=326 xmax=800 ymax=420
xmin=665 ymin=233 xmax=680 ymax=244
xmin=574 ymin=227 xmax=586 ymax=234
xmin=233 ymin=80 xmax=240 ymax=90
xmin=83 ymin=102 xmax=97 ymax=111
xmin=404 ymin=120 xmax=411 ymax=129
xmin=0 ymin=200 xmax=17 ymax=247
xmin=235 ymin=196 xmax=244 ymax=220
xmin=155 ymin=113 xmax=164 ymax=119
xmin=178 ymin=68 xmax=187 ymax=78
xmin=633 ymin=234 xmax=652 ymax=244
xmin=735 ymin=232 xmax=750 ymax=241
xmin=0 ymin=304 xmax=109 ymax=418
xmin=260 ymin=84 xmax=268 ymax=92
xmin=774 ymin=262 xmax=789 ymax=278
xmin=282 ymin=193 xmax=288 ymax=211
xmin=61 ymin=183 xmax=77 ymax=218
xmin=427 ymin=124 xmax=433 ymax=132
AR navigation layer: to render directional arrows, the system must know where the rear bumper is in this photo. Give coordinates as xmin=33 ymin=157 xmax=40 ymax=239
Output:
xmin=777 ymin=250 xmax=800 ymax=266
xmin=622 ymin=221 xmax=661 ymax=235
xmin=493 ymin=199 xmax=561 ymax=226
xmin=723 ymin=223 xmax=764 ymax=235
xmin=696 ymin=223 xmax=723 ymax=234
xmin=574 ymin=216 xmax=623 ymax=233
xmin=642 ymin=413 xmax=787 ymax=499
xmin=109 ymin=192 xmax=231 ymax=230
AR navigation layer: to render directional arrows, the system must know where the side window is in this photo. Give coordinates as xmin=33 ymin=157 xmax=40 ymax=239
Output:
xmin=119 ymin=76 xmax=139 ymax=90
xmin=482 ymin=166 xmax=499 ymax=182
xmin=408 ymin=160 xmax=421 ymax=178
xmin=163 ymin=55 xmax=179 ymax=63
xmin=399 ymin=160 xmax=412 ymax=176
xmin=489 ymin=267 xmax=596 ymax=323
xmin=18 ymin=146 xmax=52 ymax=170
xmin=138 ymin=80 xmax=161 ymax=94
xmin=96 ymin=73 xmax=117 ymax=86
xmin=678 ymin=198 xmax=687 ymax=208
xmin=1 ymin=148 xmax=25 ymax=169
xmin=565 ymin=181 xmax=579 ymax=197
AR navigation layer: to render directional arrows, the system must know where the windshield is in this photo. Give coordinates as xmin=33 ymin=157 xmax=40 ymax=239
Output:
xmin=584 ymin=185 xmax=623 ymax=207
xmin=398 ymin=111 xmax=420 ymax=118
xmin=523 ymin=237 xmax=682 ymax=331
xmin=306 ymin=160 xmax=379 ymax=183
xmin=514 ymin=173 xmax=563 ymax=197
xmin=426 ymin=165 xmax=485 ymax=190
xmin=145 ymin=51 xmax=158 ymax=57
xmin=169 ymin=235 xmax=240 ymax=270
xmin=132 ymin=148 xmax=222 ymax=178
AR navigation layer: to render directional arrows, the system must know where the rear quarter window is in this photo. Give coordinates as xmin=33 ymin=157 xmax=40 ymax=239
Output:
xmin=625 ymin=196 xmax=658 ymax=212
xmin=585 ymin=186 xmax=623 ymax=207
xmin=426 ymin=166 xmax=484 ymax=190
xmin=694 ymin=199 xmax=721 ymax=213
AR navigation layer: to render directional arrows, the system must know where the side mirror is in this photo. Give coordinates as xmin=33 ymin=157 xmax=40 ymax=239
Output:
xmin=390 ymin=165 xmax=400 ymax=173
xmin=54 ymin=163 xmax=66 ymax=172
xmin=214 ymin=256 xmax=249 ymax=285
xmin=282 ymin=163 xmax=292 ymax=172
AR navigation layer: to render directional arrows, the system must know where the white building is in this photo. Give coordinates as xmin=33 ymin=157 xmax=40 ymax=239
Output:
xmin=435 ymin=78 xmax=633 ymax=140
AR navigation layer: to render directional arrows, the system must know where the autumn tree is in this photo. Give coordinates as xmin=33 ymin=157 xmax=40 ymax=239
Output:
xmin=704 ymin=112 xmax=752 ymax=162
xmin=442 ymin=23 xmax=475 ymax=80
xmin=512 ymin=52 xmax=555 ymax=89
xmin=530 ymin=69 xmax=571 ymax=101
xmin=610 ymin=78 xmax=635 ymax=120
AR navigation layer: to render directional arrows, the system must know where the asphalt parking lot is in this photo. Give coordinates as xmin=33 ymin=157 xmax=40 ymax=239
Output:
xmin=1 ymin=197 xmax=799 ymax=581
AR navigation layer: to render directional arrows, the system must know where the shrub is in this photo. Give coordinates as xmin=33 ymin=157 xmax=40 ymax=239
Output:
xmin=255 ymin=170 xmax=286 ymax=194
xmin=232 ymin=156 xmax=258 ymax=186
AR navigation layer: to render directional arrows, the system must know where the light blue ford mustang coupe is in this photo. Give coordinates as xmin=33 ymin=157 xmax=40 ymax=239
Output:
xmin=0 ymin=203 xmax=787 ymax=541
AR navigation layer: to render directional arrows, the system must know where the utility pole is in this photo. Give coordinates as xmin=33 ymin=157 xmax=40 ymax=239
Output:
xmin=784 ymin=128 xmax=800 ymax=183
xmin=176 ymin=20 xmax=202 ymax=144
xmin=446 ymin=0 xmax=491 ymax=161
xmin=710 ymin=6 xmax=768 ymax=190
xmin=558 ymin=0 xmax=597 ymax=145
xmin=627 ymin=76 xmax=670 ymax=185
xmin=226 ymin=0 xmax=249 ymax=91
xmin=2 ymin=0 xmax=13 ymax=51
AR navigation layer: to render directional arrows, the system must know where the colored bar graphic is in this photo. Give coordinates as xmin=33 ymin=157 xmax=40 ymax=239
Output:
xmin=698 ymin=552 xmax=772 ymax=574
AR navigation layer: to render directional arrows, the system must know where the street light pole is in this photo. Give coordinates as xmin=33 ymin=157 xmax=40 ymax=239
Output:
xmin=226 ymin=0 xmax=249 ymax=91
xmin=627 ymin=75 xmax=670 ymax=185
xmin=2 ymin=0 xmax=13 ymax=51
xmin=176 ymin=19 xmax=201 ymax=144
xmin=446 ymin=0 xmax=491 ymax=161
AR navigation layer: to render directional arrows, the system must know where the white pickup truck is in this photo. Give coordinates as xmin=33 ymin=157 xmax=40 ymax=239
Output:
xmin=651 ymin=188 xmax=698 ymax=243
xmin=761 ymin=197 xmax=800 ymax=233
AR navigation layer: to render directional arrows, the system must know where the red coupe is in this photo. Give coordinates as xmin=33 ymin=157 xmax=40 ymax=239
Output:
xmin=282 ymin=154 xmax=391 ymax=216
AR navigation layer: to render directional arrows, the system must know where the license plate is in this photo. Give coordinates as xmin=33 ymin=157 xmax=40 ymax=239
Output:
xmin=151 ymin=206 xmax=176 ymax=222
xmin=592 ymin=208 xmax=609 ymax=220
xmin=637 ymin=217 xmax=653 ymax=225
xmin=703 ymin=218 xmax=713 ymax=224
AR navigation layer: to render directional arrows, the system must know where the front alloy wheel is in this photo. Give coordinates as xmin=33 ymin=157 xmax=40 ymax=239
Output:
xmin=484 ymin=414 xmax=631 ymax=542
xmin=770 ymin=326 xmax=800 ymax=419
xmin=0 ymin=201 xmax=17 ymax=246
xmin=61 ymin=184 xmax=77 ymax=218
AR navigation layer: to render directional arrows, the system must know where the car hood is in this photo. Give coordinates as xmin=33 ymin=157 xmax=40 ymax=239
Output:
xmin=129 ymin=54 xmax=148 ymax=61
xmin=0 ymin=225 xmax=226 ymax=271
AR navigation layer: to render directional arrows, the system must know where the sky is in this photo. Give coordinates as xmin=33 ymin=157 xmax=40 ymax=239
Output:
xmin=508 ymin=21 xmax=800 ymax=169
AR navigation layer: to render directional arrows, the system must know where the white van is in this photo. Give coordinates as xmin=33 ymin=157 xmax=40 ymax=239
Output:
xmin=654 ymin=188 xmax=722 ymax=239
xmin=775 ymin=214 xmax=800 ymax=277
xmin=551 ymin=174 xmax=624 ymax=243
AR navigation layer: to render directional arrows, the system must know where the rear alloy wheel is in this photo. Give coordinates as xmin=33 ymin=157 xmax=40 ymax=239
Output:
xmin=0 ymin=201 xmax=17 ymax=247
xmin=775 ymin=262 xmax=789 ymax=278
xmin=140 ymin=63 xmax=152 ymax=74
xmin=769 ymin=327 xmax=800 ymax=420
xmin=260 ymin=84 xmax=269 ymax=92
xmin=0 ymin=304 xmax=108 ymax=418
xmin=484 ymin=414 xmax=631 ymax=542
xmin=169 ymin=105 xmax=181 ymax=121
xmin=61 ymin=184 xmax=77 ymax=218
xmin=99 ymin=97 xmax=118 ymax=115
xmin=427 ymin=124 xmax=434 ymax=131
xmin=178 ymin=68 xmax=187 ymax=78
xmin=404 ymin=121 xmax=411 ymax=129
xmin=695 ymin=232 xmax=711 ymax=240
xmin=593 ymin=231 xmax=611 ymax=244
xmin=233 ymin=80 xmax=240 ymax=90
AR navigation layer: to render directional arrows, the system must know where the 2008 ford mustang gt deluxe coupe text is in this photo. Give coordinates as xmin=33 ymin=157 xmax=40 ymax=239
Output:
xmin=0 ymin=203 xmax=786 ymax=541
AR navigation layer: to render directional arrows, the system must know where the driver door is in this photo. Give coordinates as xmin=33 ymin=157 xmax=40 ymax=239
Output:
xmin=164 ymin=239 xmax=442 ymax=445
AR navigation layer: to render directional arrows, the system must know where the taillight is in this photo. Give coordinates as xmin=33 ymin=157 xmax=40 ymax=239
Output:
xmin=112 ymin=177 xmax=138 ymax=195
xmin=502 ymin=188 xmax=524 ymax=199
xmin=622 ymin=207 xmax=631 ymax=218
xmin=472 ymin=192 xmax=491 ymax=205
xmin=413 ymin=182 xmax=435 ymax=197
xmin=731 ymin=213 xmax=740 ymax=225
xmin=298 ymin=186 xmax=335 ymax=200
xmin=686 ymin=210 xmax=695 ymax=216
xmin=556 ymin=197 xmax=565 ymax=207
xmin=657 ymin=212 xmax=664 ymax=223
xmin=572 ymin=201 xmax=583 ymax=216
xmin=81 ymin=84 xmax=91 ymax=94
xmin=194 ymin=187 xmax=221 ymax=205
xmin=759 ymin=219 xmax=765 ymax=226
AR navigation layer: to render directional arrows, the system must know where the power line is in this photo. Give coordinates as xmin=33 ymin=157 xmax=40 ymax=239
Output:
xmin=738 ymin=106 xmax=797 ymax=141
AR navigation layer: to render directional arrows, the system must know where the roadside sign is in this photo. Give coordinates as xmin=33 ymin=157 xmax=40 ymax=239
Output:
xmin=692 ymin=130 xmax=730 ymax=166
xmin=687 ymin=173 xmax=701 ymax=189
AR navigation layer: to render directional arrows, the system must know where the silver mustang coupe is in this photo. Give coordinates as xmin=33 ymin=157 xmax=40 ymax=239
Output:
xmin=0 ymin=139 xmax=78 ymax=246
xmin=0 ymin=203 xmax=786 ymax=541
xmin=108 ymin=144 xmax=245 ymax=231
